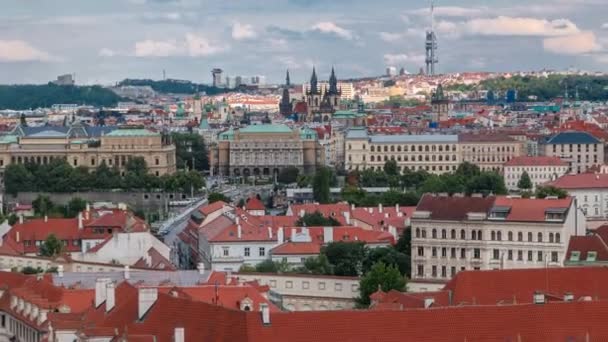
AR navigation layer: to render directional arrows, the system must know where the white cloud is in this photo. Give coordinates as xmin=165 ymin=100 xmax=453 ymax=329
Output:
xmin=99 ymin=48 xmax=116 ymax=57
xmin=379 ymin=28 xmax=423 ymax=42
xmin=0 ymin=40 xmax=53 ymax=62
xmin=543 ymin=31 xmax=601 ymax=55
xmin=311 ymin=21 xmax=354 ymax=40
xmin=383 ymin=53 xmax=425 ymax=66
xmin=463 ymin=17 xmax=580 ymax=37
xmin=232 ymin=22 xmax=257 ymax=40
xmin=602 ymin=23 xmax=608 ymax=29
xmin=409 ymin=6 xmax=487 ymax=18
xmin=134 ymin=34 xmax=225 ymax=57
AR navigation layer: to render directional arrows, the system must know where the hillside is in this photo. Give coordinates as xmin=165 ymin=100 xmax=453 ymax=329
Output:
xmin=0 ymin=83 xmax=123 ymax=110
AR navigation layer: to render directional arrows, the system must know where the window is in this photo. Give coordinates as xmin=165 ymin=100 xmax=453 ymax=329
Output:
xmin=518 ymin=250 xmax=523 ymax=261
xmin=460 ymin=248 xmax=466 ymax=259
xmin=91 ymin=158 xmax=96 ymax=166
xmin=549 ymin=233 xmax=554 ymax=243
xmin=441 ymin=229 xmax=447 ymax=239
xmin=497 ymin=231 xmax=502 ymax=241
xmin=451 ymin=229 xmax=456 ymax=239
xmin=318 ymin=282 xmax=326 ymax=290
xmin=518 ymin=232 xmax=523 ymax=242
xmin=286 ymin=281 xmax=293 ymax=289
xmin=551 ymin=251 xmax=559 ymax=263
xmin=451 ymin=248 xmax=456 ymax=259
xmin=441 ymin=266 xmax=447 ymax=278
xmin=508 ymin=250 xmax=513 ymax=260
xmin=222 ymin=247 xmax=229 ymax=257
xmin=415 ymin=228 xmax=420 ymax=238
xmin=432 ymin=247 xmax=437 ymax=258
xmin=528 ymin=251 xmax=533 ymax=261
xmin=478 ymin=230 xmax=483 ymax=240
xmin=432 ymin=229 xmax=437 ymax=239
xmin=537 ymin=233 xmax=543 ymax=242
xmin=508 ymin=231 xmax=513 ymax=241
xmin=422 ymin=230 xmax=427 ymax=238
xmin=472 ymin=231 xmax=477 ymax=240
xmin=492 ymin=249 xmax=500 ymax=260
xmin=556 ymin=233 xmax=561 ymax=243
xmin=491 ymin=231 xmax=496 ymax=241
xmin=432 ymin=266 xmax=437 ymax=277
xmin=259 ymin=247 xmax=265 ymax=257
xmin=473 ymin=248 xmax=481 ymax=259
xmin=441 ymin=247 xmax=447 ymax=258
xmin=155 ymin=158 xmax=160 ymax=165
xmin=451 ymin=266 xmax=456 ymax=277
xmin=461 ymin=229 xmax=466 ymax=240
xmin=587 ymin=251 xmax=597 ymax=262
xmin=417 ymin=247 xmax=424 ymax=257
xmin=528 ymin=232 xmax=533 ymax=242
xmin=302 ymin=281 xmax=310 ymax=289
xmin=244 ymin=247 xmax=250 ymax=257
xmin=417 ymin=265 xmax=424 ymax=277
xmin=335 ymin=283 xmax=342 ymax=291
xmin=537 ymin=251 xmax=543 ymax=262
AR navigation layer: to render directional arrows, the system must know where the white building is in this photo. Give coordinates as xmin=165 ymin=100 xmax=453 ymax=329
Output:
xmin=504 ymin=156 xmax=569 ymax=191
xmin=547 ymin=173 xmax=608 ymax=220
xmin=409 ymin=194 xmax=585 ymax=292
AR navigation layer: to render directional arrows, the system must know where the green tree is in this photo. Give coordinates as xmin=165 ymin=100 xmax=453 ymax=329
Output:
xmin=322 ymin=241 xmax=366 ymax=276
xmin=383 ymin=160 xmax=399 ymax=176
xmin=40 ymin=234 xmax=63 ymax=257
xmin=357 ymin=262 xmax=406 ymax=307
xmin=295 ymin=211 xmax=341 ymax=227
xmin=394 ymin=229 xmax=411 ymax=256
xmin=8 ymin=214 xmax=19 ymax=225
xmin=303 ymin=254 xmax=333 ymax=275
xmin=401 ymin=169 xmax=430 ymax=190
xmin=64 ymin=197 xmax=87 ymax=218
xmin=32 ymin=195 xmax=54 ymax=216
xmin=312 ymin=167 xmax=332 ymax=204
xmin=238 ymin=264 xmax=257 ymax=273
xmin=172 ymin=133 xmax=209 ymax=171
xmin=362 ymin=247 xmax=410 ymax=277
xmin=255 ymin=259 xmax=278 ymax=273
xmin=466 ymin=172 xmax=508 ymax=195
xmin=93 ymin=161 xmax=122 ymax=189
xmin=208 ymin=192 xmax=231 ymax=204
xmin=0 ymin=84 xmax=123 ymax=110
xmin=517 ymin=171 xmax=533 ymax=190
xmin=535 ymin=186 xmax=568 ymax=199
xmin=4 ymin=164 xmax=34 ymax=196
xmin=20 ymin=113 xmax=27 ymax=126
xmin=455 ymin=162 xmax=481 ymax=179
xmin=277 ymin=166 xmax=300 ymax=184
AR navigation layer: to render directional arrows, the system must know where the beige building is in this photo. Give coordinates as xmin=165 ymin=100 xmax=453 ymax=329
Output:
xmin=503 ymin=156 xmax=569 ymax=191
xmin=459 ymin=133 xmax=525 ymax=172
xmin=0 ymin=124 xmax=176 ymax=178
xmin=302 ymin=82 xmax=354 ymax=101
xmin=541 ymin=131 xmax=604 ymax=174
xmin=210 ymin=124 xmax=325 ymax=178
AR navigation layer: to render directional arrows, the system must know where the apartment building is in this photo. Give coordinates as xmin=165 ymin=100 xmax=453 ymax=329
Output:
xmin=409 ymin=194 xmax=585 ymax=291
xmin=547 ymin=172 xmax=608 ymax=220
xmin=503 ymin=156 xmax=569 ymax=191
xmin=541 ymin=131 xmax=604 ymax=174
xmin=459 ymin=133 xmax=525 ymax=172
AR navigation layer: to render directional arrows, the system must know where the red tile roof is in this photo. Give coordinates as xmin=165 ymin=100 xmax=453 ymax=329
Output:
xmin=504 ymin=156 xmax=568 ymax=167
xmin=199 ymin=201 xmax=229 ymax=216
xmin=416 ymin=194 xmax=495 ymax=221
xmin=493 ymin=196 xmax=572 ymax=222
xmin=566 ymin=225 xmax=608 ymax=262
xmin=169 ymin=285 xmax=279 ymax=312
xmin=547 ymin=173 xmax=608 ymax=189
xmin=245 ymin=197 xmax=265 ymax=211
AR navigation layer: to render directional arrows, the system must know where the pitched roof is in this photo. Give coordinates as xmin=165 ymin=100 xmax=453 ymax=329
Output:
xmin=547 ymin=173 xmax=608 ymax=189
xmin=566 ymin=225 xmax=608 ymax=262
xmin=504 ymin=156 xmax=568 ymax=167
xmin=458 ymin=133 xmax=516 ymax=143
xmin=415 ymin=194 xmax=495 ymax=221
xmin=546 ymin=131 xmax=601 ymax=144
xmin=245 ymin=197 xmax=265 ymax=211
xmin=492 ymin=196 xmax=572 ymax=222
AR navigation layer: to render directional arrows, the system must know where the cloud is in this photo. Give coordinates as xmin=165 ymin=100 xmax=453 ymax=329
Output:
xmin=543 ymin=31 xmax=601 ymax=55
xmin=311 ymin=22 xmax=355 ymax=40
xmin=232 ymin=22 xmax=257 ymax=40
xmin=409 ymin=6 xmax=487 ymax=18
xmin=0 ymin=40 xmax=53 ymax=62
xmin=463 ymin=17 xmax=580 ymax=37
xmin=602 ymin=23 xmax=608 ymax=29
xmin=99 ymin=48 xmax=116 ymax=57
xmin=383 ymin=53 xmax=425 ymax=66
xmin=134 ymin=34 xmax=225 ymax=57
xmin=379 ymin=28 xmax=424 ymax=42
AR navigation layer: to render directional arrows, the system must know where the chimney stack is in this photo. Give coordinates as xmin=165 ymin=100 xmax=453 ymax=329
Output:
xmin=424 ymin=298 xmax=434 ymax=309
xmin=174 ymin=327 xmax=185 ymax=342
xmin=343 ymin=211 xmax=351 ymax=225
xmin=124 ymin=265 xmax=130 ymax=280
xmin=138 ymin=287 xmax=158 ymax=320
xmin=260 ymin=303 xmax=270 ymax=325
xmin=323 ymin=227 xmax=333 ymax=244
xmin=18 ymin=215 xmax=24 ymax=225
xmin=277 ymin=227 xmax=284 ymax=244
xmin=268 ymin=227 xmax=273 ymax=239
xmin=378 ymin=204 xmax=383 ymax=213
xmin=395 ymin=204 xmax=400 ymax=212
xmin=95 ymin=278 xmax=111 ymax=307
xmin=44 ymin=215 xmax=48 ymax=223
xmin=237 ymin=224 xmax=242 ymax=239
xmin=78 ymin=212 xmax=83 ymax=229
xmin=291 ymin=228 xmax=296 ymax=241
xmin=105 ymin=282 xmax=116 ymax=312
xmin=299 ymin=209 xmax=305 ymax=218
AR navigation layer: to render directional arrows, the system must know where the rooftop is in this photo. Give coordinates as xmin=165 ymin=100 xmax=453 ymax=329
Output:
xmin=545 ymin=131 xmax=601 ymax=145
xmin=239 ymin=124 xmax=292 ymax=134
xmin=505 ymin=156 xmax=568 ymax=167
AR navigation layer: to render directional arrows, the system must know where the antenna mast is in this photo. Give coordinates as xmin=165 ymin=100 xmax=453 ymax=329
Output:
xmin=425 ymin=0 xmax=438 ymax=76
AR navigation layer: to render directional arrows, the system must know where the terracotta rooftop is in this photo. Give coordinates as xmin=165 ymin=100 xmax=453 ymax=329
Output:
xmin=547 ymin=173 xmax=608 ymax=189
xmin=504 ymin=156 xmax=568 ymax=167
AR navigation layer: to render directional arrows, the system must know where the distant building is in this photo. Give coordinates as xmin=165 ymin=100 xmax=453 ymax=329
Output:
xmin=211 ymin=68 xmax=223 ymax=87
xmin=304 ymin=67 xmax=341 ymax=122
xmin=53 ymin=74 xmax=75 ymax=86
xmin=541 ymin=131 xmax=604 ymax=174
xmin=503 ymin=156 xmax=568 ymax=191
xmin=547 ymin=173 xmax=608 ymax=220
xmin=386 ymin=66 xmax=397 ymax=77
xmin=459 ymin=133 xmax=525 ymax=173
xmin=430 ymin=84 xmax=449 ymax=122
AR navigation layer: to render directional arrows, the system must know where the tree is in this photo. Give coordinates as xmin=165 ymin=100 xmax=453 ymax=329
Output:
xmin=4 ymin=164 xmax=34 ymax=196
xmin=357 ymin=262 xmax=406 ymax=307
xmin=322 ymin=242 xmax=366 ymax=276
xmin=362 ymin=247 xmax=410 ymax=277
xmin=172 ymin=133 xmax=209 ymax=171
xmin=312 ymin=167 xmax=332 ymax=204
xmin=535 ymin=186 xmax=568 ymax=199
xmin=65 ymin=197 xmax=87 ymax=218
xmin=7 ymin=214 xmax=18 ymax=226
xmin=394 ymin=229 xmax=411 ymax=256
xmin=455 ymin=162 xmax=481 ymax=179
xmin=517 ymin=171 xmax=533 ymax=190
xmin=383 ymin=160 xmax=399 ymax=176
xmin=40 ymin=234 xmax=62 ymax=257
xmin=208 ymin=192 xmax=231 ymax=204
xmin=238 ymin=264 xmax=257 ymax=273
xmin=255 ymin=259 xmax=278 ymax=273
xmin=303 ymin=255 xmax=333 ymax=275
xmin=277 ymin=166 xmax=300 ymax=184
xmin=466 ymin=172 xmax=507 ymax=195
xmin=32 ymin=195 xmax=54 ymax=216
xmin=295 ymin=211 xmax=341 ymax=227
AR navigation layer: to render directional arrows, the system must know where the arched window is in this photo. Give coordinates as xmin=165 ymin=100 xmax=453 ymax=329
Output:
xmin=549 ymin=233 xmax=554 ymax=243
xmin=415 ymin=228 xmax=420 ymax=238
xmin=556 ymin=233 xmax=561 ymax=243
xmin=390 ymin=146 xmax=395 ymax=152
xmin=441 ymin=229 xmax=447 ymax=239
xmin=478 ymin=230 xmax=483 ymax=240
xmin=422 ymin=229 xmax=427 ymax=238
xmin=491 ymin=231 xmax=496 ymax=241
xmin=397 ymin=146 xmax=401 ymax=152
xmin=461 ymin=229 xmax=466 ymax=240
xmin=384 ymin=146 xmax=388 ymax=152
xmin=508 ymin=231 xmax=513 ymax=241
xmin=497 ymin=231 xmax=502 ymax=241
xmin=538 ymin=232 xmax=543 ymax=242
xmin=451 ymin=229 xmax=456 ymax=239
xmin=472 ymin=230 xmax=477 ymax=240
xmin=518 ymin=232 xmax=523 ymax=242
xmin=439 ymin=145 xmax=443 ymax=152
xmin=371 ymin=146 xmax=375 ymax=152
xmin=432 ymin=229 xmax=437 ymax=239
xmin=425 ymin=145 xmax=430 ymax=152
xmin=528 ymin=232 xmax=533 ymax=242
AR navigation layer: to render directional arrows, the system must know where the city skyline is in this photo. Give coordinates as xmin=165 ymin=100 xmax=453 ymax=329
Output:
xmin=1 ymin=0 xmax=607 ymax=85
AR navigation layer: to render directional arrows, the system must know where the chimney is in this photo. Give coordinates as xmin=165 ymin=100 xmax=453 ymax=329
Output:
xmin=533 ymin=292 xmax=545 ymax=304
xmin=95 ymin=278 xmax=110 ymax=307
xmin=299 ymin=209 xmax=305 ymax=218
xmin=236 ymin=217 xmax=240 ymax=225
xmin=44 ymin=215 xmax=48 ymax=223
xmin=384 ymin=213 xmax=389 ymax=219
xmin=197 ymin=262 xmax=205 ymax=275
xmin=268 ymin=227 xmax=273 ymax=239
xmin=378 ymin=204 xmax=383 ymax=213
xmin=260 ymin=303 xmax=270 ymax=325
xmin=395 ymin=204 xmax=400 ymax=212
xmin=16 ymin=231 xmax=20 ymax=243
xmin=343 ymin=211 xmax=351 ymax=225
xmin=106 ymin=282 xmax=116 ymax=312
xmin=237 ymin=224 xmax=242 ymax=239
xmin=389 ymin=226 xmax=398 ymax=240
xmin=18 ymin=215 xmax=24 ymax=224
xmin=369 ymin=208 xmax=374 ymax=214
xmin=124 ymin=265 xmax=130 ymax=280
xmin=351 ymin=203 xmax=355 ymax=210
xmin=174 ymin=327 xmax=185 ymax=342
xmin=57 ymin=265 xmax=64 ymax=278
xmin=564 ymin=292 xmax=574 ymax=302
xmin=78 ymin=212 xmax=83 ymax=229
xmin=424 ymin=298 xmax=434 ymax=309
xmin=86 ymin=203 xmax=90 ymax=220
xmin=138 ymin=287 xmax=158 ymax=320
xmin=277 ymin=227 xmax=284 ymax=244
xmin=323 ymin=227 xmax=333 ymax=244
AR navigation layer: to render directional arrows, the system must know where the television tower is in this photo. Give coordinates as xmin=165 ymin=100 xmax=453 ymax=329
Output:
xmin=425 ymin=0 xmax=438 ymax=76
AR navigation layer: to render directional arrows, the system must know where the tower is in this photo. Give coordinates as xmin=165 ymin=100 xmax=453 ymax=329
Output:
xmin=431 ymin=84 xmax=449 ymax=122
xmin=425 ymin=0 xmax=438 ymax=76
xmin=327 ymin=67 xmax=341 ymax=108
xmin=279 ymin=70 xmax=293 ymax=117
xmin=211 ymin=68 xmax=223 ymax=87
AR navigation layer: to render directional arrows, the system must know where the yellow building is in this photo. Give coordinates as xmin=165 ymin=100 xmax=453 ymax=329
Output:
xmin=0 ymin=124 xmax=176 ymax=178
xmin=459 ymin=133 xmax=525 ymax=172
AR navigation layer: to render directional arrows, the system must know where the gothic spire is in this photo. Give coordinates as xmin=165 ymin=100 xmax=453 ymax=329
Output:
xmin=310 ymin=67 xmax=318 ymax=94
xmin=329 ymin=66 xmax=338 ymax=95
xmin=286 ymin=69 xmax=290 ymax=87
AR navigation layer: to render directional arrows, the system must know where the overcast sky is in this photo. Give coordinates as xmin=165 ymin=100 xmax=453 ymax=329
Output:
xmin=1 ymin=0 xmax=607 ymax=85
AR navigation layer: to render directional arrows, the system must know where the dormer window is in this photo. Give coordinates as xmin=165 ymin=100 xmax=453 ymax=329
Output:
xmin=545 ymin=208 xmax=567 ymax=221
xmin=489 ymin=206 xmax=510 ymax=220
xmin=587 ymin=251 xmax=597 ymax=262
xmin=569 ymin=251 xmax=580 ymax=262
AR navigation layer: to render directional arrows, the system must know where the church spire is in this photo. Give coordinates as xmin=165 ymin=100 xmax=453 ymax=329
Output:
xmin=329 ymin=66 xmax=338 ymax=95
xmin=286 ymin=69 xmax=290 ymax=87
xmin=310 ymin=67 xmax=318 ymax=94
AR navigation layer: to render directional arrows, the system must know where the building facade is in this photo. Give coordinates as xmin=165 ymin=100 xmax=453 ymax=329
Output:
xmin=459 ymin=133 xmax=525 ymax=172
xmin=303 ymin=68 xmax=342 ymax=122
xmin=547 ymin=173 xmax=608 ymax=220
xmin=409 ymin=194 xmax=585 ymax=291
xmin=210 ymin=124 xmax=324 ymax=177
xmin=504 ymin=156 xmax=569 ymax=191
xmin=541 ymin=131 xmax=604 ymax=174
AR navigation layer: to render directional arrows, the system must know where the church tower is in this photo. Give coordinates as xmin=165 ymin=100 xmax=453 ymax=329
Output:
xmin=279 ymin=70 xmax=292 ymax=117
xmin=431 ymin=84 xmax=449 ymax=122
xmin=306 ymin=67 xmax=323 ymax=121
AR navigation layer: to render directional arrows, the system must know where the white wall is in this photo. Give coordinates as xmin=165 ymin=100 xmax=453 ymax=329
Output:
xmin=76 ymin=232 xmax=170 ymax=265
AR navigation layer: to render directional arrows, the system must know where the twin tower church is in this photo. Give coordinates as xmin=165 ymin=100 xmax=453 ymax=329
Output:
xmin=279 ymin=68 xmax=342 ymax=122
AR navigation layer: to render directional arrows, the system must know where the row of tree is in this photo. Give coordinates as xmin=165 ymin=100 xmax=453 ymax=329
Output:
xmin=0 ymin=84 xmax=122 ymax=110
xmin=4 ymin=157 xmax=204 ymax=196
xmin=118 ymin=79 xmax=229 ymax=96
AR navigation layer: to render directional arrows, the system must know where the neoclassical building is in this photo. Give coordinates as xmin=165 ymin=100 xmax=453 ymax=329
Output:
xmin=210 ymin=124 xmax=324 ymax=177
xmin=0 ymin=123 xmax=176 ymax=180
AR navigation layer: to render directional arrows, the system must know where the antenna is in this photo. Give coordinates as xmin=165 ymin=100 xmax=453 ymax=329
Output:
xmin=430 ymin=0 xmax=435 ymax=33
xmin=425 ymin=0 xmax=438 ymax=76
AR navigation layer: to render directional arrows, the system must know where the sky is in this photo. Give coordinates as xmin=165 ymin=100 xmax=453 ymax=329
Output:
xmin=1 ymin=0 xmax=607 ymax=85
